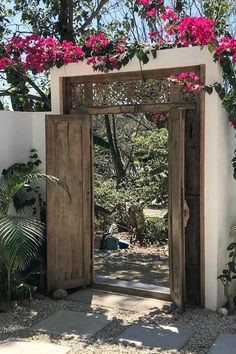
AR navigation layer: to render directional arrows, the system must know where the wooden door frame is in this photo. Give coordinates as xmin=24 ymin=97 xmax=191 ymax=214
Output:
xmin=59 ymin=65 xmax=205 ymax=307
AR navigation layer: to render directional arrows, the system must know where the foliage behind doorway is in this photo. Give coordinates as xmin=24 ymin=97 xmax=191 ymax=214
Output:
xmin=93 ymin=112 xmax=168 ymax=245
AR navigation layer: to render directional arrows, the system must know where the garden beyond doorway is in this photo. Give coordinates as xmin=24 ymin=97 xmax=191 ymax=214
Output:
xmin=93 ymin=112 xmax=169 ymax=288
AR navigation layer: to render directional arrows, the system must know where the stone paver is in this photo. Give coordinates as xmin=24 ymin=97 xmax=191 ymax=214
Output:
xmin=31 ymin=310 xmax=111 ymax=338
xmin=116 ymin=323 xmax=194 ymax=350
xmin=67 ymin=289 xmax=172 ymax=313
xmin=130 ymin=298 xmax=172 ymax=313
xmin=0 ymin=341 xmax=70 ymax=354
xmin=208 ymin=333 xmax=236 ymax=354
xmin=67 ymin=289 xmax=141 ymax=310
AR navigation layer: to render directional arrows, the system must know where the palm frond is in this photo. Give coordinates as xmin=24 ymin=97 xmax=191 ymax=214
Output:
xmin=21 ymin=173 xmax=71 ymax=200
xmin=0 ymin=171 xmax=71 ymax=213
xmin=0 ymin=216 xmax=44 ymax=271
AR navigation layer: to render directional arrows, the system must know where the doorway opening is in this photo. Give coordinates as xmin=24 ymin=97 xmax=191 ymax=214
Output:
xmin=93 ymin=111 xmax=169 ymax=292
xmin=46 ymin=66 xmax=205 ymax=310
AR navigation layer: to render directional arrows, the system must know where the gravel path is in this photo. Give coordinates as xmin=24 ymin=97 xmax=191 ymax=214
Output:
xmin=0 ymin=297 xmax=236 ymax=353
xmin=95 ymin=233 xmax=169 ymax=287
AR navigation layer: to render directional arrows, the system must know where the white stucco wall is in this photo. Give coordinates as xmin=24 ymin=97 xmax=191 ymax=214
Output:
xmin=50 ymin=46 xmax=236 ymax=310
xmin=0 ymin=111 xmax=46 ymax=171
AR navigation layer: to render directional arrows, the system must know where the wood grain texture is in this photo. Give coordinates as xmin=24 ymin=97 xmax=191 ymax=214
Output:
xmin=184 ymin=109 xmax=201 ymax=306
xmin=65 ymin=66 xmax=201 ymax=84
xmin=46 ymin=114 xmax=93 ymax=292
xmin=70 ymin=103 xmax=196 ymax=115
xmin=168 ymin=109 xmax=186 ymax=312
xmin=199 ymin=64 xmax=206 ymax=307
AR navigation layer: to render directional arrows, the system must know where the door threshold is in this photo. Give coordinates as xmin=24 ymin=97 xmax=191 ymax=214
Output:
xmin=93 ymin=276 xmax=170 ymax=301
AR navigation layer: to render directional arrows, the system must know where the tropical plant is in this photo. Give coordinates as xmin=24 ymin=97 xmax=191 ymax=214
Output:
xmin=0 ymin=154 xmax=70 ymax=301
xmin=218 ymin=225 xmax=236 ymax=313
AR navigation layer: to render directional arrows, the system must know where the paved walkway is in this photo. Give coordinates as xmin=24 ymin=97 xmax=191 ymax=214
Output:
xmin=0 ymin=289 xmax=235 ymax=353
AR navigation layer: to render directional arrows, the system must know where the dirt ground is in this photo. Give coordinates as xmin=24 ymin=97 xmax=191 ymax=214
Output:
xmin=94 ymin=232 xmax=169 ymax=287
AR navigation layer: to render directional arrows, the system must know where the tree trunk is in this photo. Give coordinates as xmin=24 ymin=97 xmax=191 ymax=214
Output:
xmin=175 ymin=0 xmax=183 ymax=15
xmin=104 ymin=115 xmax=126 ymax=187
xmin=57 ymin=0 xmax=74 ymax=42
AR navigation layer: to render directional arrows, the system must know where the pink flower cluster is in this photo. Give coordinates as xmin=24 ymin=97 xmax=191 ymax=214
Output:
xmin=0 ymin=57 xmax=13 ymax=70
xmin=138 ymin=0 xmax=152 ymax=5
xmin=3 ymin=34 xmax=85 ymax=73
xmin=147 ymin=8 xmax=157 ymax=17
xmin=143 ymin=2 xmax=217 ymax=47
xmin=85 ymin=36 xmax=127 ymax=71
xmin=177 ymin=16 xmax=216 ymax=46
xmin=161 ymin=7 xmax=178 ymax=22
xmin=86 ymin=54 xmax=121 ymax=70
xmin=215 ymin=37 xmax=236 ymax=62
xmin=177 ymin=72 xmax=203 ymax=91
xmin=86 ymin=33 xmax=110 ymax=51
xmin=138 ymin=0 xmax=164 ymax=17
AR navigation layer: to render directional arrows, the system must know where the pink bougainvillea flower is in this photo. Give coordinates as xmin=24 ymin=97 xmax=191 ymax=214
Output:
xmin=86 ymin=57 xmax=97 ymax=65
xmin=177 ymin=72 xmax=203 ymax=91
xmin=215 ymin=37 xmax=236 ymax=62
xmin=148 ymin=31 xmax=159 ymax=41
xmin=117 ymin=43 xmax=126 ymax=53
xmin=138 ymin=0 xmax=152 ymax=5
xmin=177 ymin=16 xmax=216 ymax=46
xmin=0 ymin=57 xmax=13 ymax=70
xmin=161 ymin=7 xmax=178 ymax=22
xmin=86 ymin=33 xmax=110 ymax=49
xmin=147 ymin=7 xmax=157 ymax=17
xmin=164 ymin=23 xmax=176 ymax=36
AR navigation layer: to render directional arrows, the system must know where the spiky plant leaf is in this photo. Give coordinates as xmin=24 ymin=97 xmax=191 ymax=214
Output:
xmin=0 ymin=216 xmax=44 ymax=271
xmin=0 ymin=171 xmax=70 ymax=213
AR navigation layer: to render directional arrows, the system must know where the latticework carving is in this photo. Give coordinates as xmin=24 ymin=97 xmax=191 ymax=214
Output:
xmin=71 ymin=77 xmax=196 ymax=109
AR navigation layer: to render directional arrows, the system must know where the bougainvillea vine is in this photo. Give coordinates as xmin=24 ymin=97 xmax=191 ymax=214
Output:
xmin=0 ymin=0 xmax=235 ymax=135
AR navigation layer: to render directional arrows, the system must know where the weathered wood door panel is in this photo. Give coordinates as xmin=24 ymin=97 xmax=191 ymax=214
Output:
xmin=46 ymin=114 xmax=93 ymax=292
xmin=185 ymin=109 xmax=201 ymax=305
xmin=168 ymin=109 xmax=186 ymax=311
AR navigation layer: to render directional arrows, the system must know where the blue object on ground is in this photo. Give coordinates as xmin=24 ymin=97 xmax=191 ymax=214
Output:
xmin=101 ymin=234 xmax=119 ymax=250
xmin=119 ymin=239 xmax=130 ymax=249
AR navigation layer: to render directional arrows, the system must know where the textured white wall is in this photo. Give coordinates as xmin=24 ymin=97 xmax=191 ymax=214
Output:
xmin=32 ymin=112 xmax=46 ymax=170
xmin=0 ymin=111 xmax=46 ymax=172
xmin=50 ymin=46 xmax=236 ymax=310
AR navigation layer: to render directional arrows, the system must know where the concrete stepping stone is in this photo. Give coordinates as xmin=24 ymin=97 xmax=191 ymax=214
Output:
xmin=67 ymin=289 xmax=172 ymax=313
xmin=116 ymin=323 xmax=194 ymax=350
xmin=0 ymin=341 xmax=70 ymax=354
xmin=67 ymin=289 xmax=141 ymax=310
xmin=208 ymin=333 xmax=236 ymax=354
xmin=31 ymin=310 xmax=110 ymax=338
xmin=130 ymin=298 xmax=172 ymax=313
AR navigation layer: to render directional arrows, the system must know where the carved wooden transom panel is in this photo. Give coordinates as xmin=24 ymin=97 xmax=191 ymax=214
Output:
xmin=69 ymin=76 xmax=196 ymax=109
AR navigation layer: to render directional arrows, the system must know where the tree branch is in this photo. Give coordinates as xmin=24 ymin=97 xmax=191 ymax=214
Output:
xmin=79 ymin=0 xmax=109 ymax=32
xmin=0 ymin=92 xmax=45 ymax=102
xmin=24 ymin=75 xmax=51 ymax=108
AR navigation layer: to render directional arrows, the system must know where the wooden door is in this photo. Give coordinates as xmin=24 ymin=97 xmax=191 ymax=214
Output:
xmin=46 ymin=114 xmax=93 ymax=292
xmin=168 ymin=109 xmax=186 ymax=311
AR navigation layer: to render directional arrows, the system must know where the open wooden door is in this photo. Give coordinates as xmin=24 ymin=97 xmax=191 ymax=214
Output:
xmin=168 ymin=109 xmax=186 ymax=311
xmin=46 ymin=114 xmax=93 ymax=292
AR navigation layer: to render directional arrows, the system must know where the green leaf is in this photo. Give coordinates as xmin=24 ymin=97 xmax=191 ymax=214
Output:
xmin=204 ymin=85 xmax=213 ymax=95
xmin=208 ymin=44 xmax=214 ymax=54
xmin=227 ymin=242 xmax=236 ymax=251
xmin=228 ymin=261 xmax=236 ymax=273
xmin=121 ymin=56 xmax=129 ymax=66
xmin=0 ymin=215 xmax=44 ymax=271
